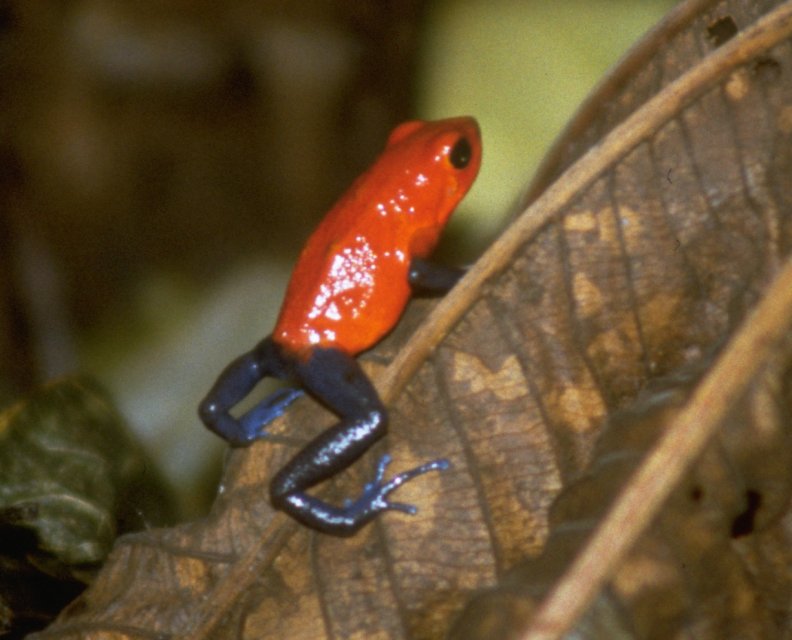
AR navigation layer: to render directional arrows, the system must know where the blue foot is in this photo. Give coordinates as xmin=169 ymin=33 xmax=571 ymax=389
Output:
xmin=239 ymin=387 xmax=304 ymax=438
xmin=344 ymin=454 xmax=451 ymax=516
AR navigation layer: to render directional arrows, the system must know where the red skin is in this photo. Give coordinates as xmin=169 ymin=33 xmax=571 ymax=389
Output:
xmin=273 ymin=117 xmax=482 ymax=358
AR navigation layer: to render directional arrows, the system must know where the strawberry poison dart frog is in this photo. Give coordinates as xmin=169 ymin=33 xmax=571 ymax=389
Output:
xmin=199 ymin=117 xmax=482 ymax=536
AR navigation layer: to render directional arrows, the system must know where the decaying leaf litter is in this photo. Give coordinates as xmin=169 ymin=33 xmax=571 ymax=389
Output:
xmin=25 ymin=1 xmax=792 ymax=638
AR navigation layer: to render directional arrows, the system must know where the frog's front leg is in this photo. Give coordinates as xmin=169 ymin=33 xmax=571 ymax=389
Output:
xmin=270 ymin=347 xmax=449 ymax=536
xmin=199 ymin=336 xmax=303 ymax=446
xmin=408 ymin=257 xmax=466 ymax=295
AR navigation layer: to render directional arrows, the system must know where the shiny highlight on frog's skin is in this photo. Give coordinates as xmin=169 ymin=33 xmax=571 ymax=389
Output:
xmin=303 ymin=236 xmax=378 ymax=344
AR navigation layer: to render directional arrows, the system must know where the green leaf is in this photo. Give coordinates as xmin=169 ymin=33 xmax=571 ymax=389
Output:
xmin=0 ymin=376 xmax=171 ymax=572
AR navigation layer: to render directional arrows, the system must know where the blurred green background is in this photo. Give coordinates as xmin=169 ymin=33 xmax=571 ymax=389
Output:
xmin=421 ymin=0 xmax=676 ymax=237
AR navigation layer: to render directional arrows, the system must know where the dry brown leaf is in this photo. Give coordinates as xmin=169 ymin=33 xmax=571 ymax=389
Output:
xmin=452 ymin=264 xmax=792 ymax=638
xmin=33 ymin=0 xmax=792 ymax=638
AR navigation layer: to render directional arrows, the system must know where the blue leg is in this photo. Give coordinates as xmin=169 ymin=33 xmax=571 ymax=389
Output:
xmin=269 ymin=347 xmax=450 ymax=536
xmin=199 ymin=336 xmax=301 ymax=446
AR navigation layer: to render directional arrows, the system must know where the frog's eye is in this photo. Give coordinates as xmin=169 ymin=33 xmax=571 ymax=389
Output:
xmin=449 ymin=136 xmax=472 ymax=169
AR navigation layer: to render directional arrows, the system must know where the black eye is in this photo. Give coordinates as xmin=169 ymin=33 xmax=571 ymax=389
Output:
xmin=449 ymin=137 xmax=471 ymax=169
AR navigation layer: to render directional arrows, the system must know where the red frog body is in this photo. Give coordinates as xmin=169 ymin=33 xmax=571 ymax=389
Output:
xmin=274 ymin=117 xmax=481 ymax=357
xmin=200 ymin=117 xmax=482 ymax=535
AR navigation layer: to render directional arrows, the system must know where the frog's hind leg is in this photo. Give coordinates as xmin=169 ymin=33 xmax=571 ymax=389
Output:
xmin=199 ymin=336 xmax=303 ymax=446
xmin=269 ymin=346 xmax=448 ymax=536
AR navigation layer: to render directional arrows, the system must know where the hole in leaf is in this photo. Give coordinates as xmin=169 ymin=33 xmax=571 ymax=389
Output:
xmin=730 ymin=489 xmax=762 ymax=538
xmin=707 ymin=16 xmax=738 ymax=47
xmin=689 ymin=485 xmax=703 ymax=502
xmin=753 ymin=56 xmax=782 ymax=81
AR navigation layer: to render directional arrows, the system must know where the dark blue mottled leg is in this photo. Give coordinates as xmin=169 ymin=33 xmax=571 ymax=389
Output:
xmin=199 ymin=336 xmax=303 ymax=446
xmin=269 ymin=347 xmax=449 ymax=536
xmin=408 ymin=257 xmax=466 ymax=295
